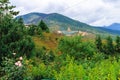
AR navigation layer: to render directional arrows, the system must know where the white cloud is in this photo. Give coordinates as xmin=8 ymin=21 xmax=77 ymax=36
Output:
xmin=9 ymin=0 xmax=120 ymax=26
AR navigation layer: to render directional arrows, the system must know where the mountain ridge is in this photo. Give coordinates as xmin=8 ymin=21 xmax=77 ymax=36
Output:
xmin=105 ymin=23 xmax=120 ymax=30
xmin=16 ymin=12 xmax=120 ymax=35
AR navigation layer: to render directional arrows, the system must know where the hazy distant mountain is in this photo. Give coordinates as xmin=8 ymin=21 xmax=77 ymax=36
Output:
xmin=105 ymin=23 xmax=120 ymax=30
xmin=16 ymin=12 xmax=120 ymax=35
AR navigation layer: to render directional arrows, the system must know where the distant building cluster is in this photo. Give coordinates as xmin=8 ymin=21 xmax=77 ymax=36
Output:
xmin=25 ymin=24 xmax=31 ymax=28
xmin=24 ymin=24 xmax=88 ymax=36
xmin=55 ymin=27 xmax=88 ymax=36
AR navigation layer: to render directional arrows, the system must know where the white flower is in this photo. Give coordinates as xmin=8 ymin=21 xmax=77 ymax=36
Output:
xmin=15 ymin=62 xmax=19 ymax=66
xmin=13 ymin=53 xmax=16 ymax=55
xmin=19 ymin=57 xmax=23 ymax=60
xmin=17 ymin=61 xmax=21 ymax=64
xmin=15 ymin=61 xmax=22 ymax=67
xmin=18 ymin=62 xmax=22 ymax=67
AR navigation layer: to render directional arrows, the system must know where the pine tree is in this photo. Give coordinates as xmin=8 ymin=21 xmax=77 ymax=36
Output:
xmin=28 ymin=25 xmax=36 ymax=35
xmin=38 ymin=20 xmax=49 ymax=32
xmin=115 ymin=36 xmax=120 ymax=53
xmin=95 ymin=35 xmax=102 ymax=52
xmin=0 ymin=0 xmax=35 ymax=65
xmin=0 ymin=0 xmax=19 ymax=17
xmin=106 ymin=36 xmax=114 ymax=54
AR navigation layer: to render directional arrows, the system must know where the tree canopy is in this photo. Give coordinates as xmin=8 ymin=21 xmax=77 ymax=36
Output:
xmin=38 ymin=20 xmax=49 ymax=32
xmin=0 ymin=0 xmax=35 ymax=64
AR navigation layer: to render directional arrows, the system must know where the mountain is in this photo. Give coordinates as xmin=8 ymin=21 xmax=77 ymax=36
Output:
xmin=105 ymin=23 xmax=120 ymax=30
xmin=95 ymin=27 xmax=120 ymax=35
xmin=17 ymin=12 xmax=95 ymax=31
xmin=16 ymin=12 xmax=120 ymax=35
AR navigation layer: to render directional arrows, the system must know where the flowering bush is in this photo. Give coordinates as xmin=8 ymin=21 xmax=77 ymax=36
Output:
xmin=0 ymin=53 xmax=28 ymax=80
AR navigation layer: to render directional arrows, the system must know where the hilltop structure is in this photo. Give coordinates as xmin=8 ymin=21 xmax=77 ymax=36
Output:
xmin=67 ymin=27 xmax=71 ymax=32
xmin=77 ymin=30 xmax=88 ymax=36
xmin=56 ymin=27 xmax=88 ymax=36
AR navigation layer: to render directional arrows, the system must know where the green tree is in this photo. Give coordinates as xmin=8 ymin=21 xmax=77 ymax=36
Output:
xmin=0 ymin=0 xmax=19 ymax=17
xmin=115 ymin=36 xmax=120 ymax=53
xmin=0 ymin=0 xmax=35 ymax=64
xmin=17 ymin=17 xmax=24 ymax=29
xmin=28 ymin=24 xmax=42 ymax=36
xmin=105 ymin=36 xmax=114 ymax=54
xmin=36 ymin=27 xmax=42 ymax=36
xmin=28 ymin=25 xmax=36 ymax=36
xmin=58 ymin=36 xmax=95 ymax=60
xmin=0 ymin=17 xmax=35 ymax=58
xmin=95 ymin=35 xmax=102 ymax=52
xmin=38 ymin=20 xmax=49 ymax=32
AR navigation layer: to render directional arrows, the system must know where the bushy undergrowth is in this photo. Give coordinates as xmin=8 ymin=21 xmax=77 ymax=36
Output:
xmin=2 ymin=35 xmax=120 ymax=80
xmin=58 ymin=36 xmax=96 ymax=60
xmin=24 ymin=54 xmax=120 ymax=80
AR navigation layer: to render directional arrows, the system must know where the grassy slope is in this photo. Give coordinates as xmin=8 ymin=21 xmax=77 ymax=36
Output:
xmin=32 ymin=32 xmax=96 ymax=52
xmin=32 ymin=33 xmax=62 ymax=51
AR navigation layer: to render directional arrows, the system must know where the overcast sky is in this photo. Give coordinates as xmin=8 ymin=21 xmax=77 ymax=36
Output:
xmin=9 ymin=0 xmax=120 ymax=26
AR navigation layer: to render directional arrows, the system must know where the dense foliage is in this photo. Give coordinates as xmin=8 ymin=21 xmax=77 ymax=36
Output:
xmin=96 ymin=35 xmax=120 ymax=55
xmin=0 ymin=0 xmax=35 ymax=65
xmin=58 ymin=36 xmax=96 ymax=60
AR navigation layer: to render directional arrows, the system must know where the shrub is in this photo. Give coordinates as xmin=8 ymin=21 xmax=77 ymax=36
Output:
xmin=58 ymin=36 xmax=96 ymax=60
xmin=1 ymin=53 xmax=26 ymax=80
xmin=53 ymin=56 xmax=85 ymax=80
xmin=30 ymin=63 xmax=54 ymax=79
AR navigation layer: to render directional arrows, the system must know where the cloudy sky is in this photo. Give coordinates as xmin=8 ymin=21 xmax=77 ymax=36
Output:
xmin=9 ymin=0 xmax=120 ymax=26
